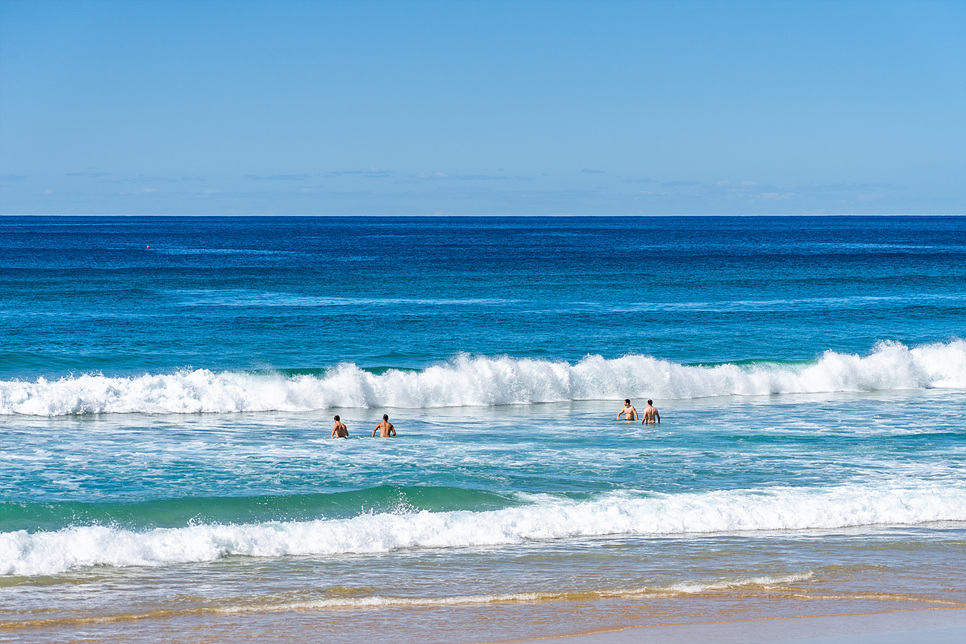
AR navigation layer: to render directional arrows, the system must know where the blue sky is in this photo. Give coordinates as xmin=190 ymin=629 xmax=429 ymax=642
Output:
xmin=1 ymin=0 xmax=964 ymax=215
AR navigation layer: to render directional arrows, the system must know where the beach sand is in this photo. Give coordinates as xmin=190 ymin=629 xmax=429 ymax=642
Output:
xmin=518 ymin=608 xmax=966 ymax=644
xmin=7 ymin=591 xmax=966 ymax=643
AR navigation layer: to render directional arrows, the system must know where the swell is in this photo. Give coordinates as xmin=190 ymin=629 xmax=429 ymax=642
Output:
xmin=0 ymin=486 xmax=516 ymax=533
xmin=3 ymin=483 xmax=965 ymax=577
xmin=1 ymin=340 xmax=963 ymax=416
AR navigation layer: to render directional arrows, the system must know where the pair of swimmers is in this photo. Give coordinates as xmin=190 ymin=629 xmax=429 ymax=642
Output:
xmin=617 ymin=399 xmax=660 ymax=424
xmin=331 ymin=414 xmax=396 ymax=438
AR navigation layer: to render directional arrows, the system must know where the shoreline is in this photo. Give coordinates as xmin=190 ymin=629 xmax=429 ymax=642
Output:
xmin=6 ymin=585 xmax=966 ymax=643
xmin=508 ymin=607 xmax=966 ymax=644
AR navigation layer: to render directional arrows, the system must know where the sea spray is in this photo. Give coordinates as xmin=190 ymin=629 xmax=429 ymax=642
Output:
xmin=1 ymin=340 xmax=963 ymax=416
xmin=3 ymin=483 xmax=965 ymax=577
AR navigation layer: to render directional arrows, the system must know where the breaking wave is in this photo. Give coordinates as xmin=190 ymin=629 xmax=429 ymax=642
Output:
xmin=2 ymin=483 xmax=964 ymax=576
xmin=1 ymin=340 xmax=963 ymax=416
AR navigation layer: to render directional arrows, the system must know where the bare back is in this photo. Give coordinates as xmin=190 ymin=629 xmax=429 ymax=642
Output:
xmin=373 ymin=420 xmax=396 ymax=437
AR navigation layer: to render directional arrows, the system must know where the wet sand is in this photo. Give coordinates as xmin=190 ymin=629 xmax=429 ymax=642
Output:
xmin=8 ymin=586 xmax=966 ymax=644
xmin=516 ymin=608 xmax=966 ymax=644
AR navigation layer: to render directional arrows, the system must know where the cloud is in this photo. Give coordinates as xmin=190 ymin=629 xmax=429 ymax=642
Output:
xmin=117 ymin=187 xmax=160 ymax=195
xmin=245 ymin=174 xmax=312 ymax=181
xmin=714 ymin=180 xmax=761 ymax=190
xmin=411 ymin=172 xmax=510 ymax=181
xmin=67 ymin=170 xmax=111 ymax=178
xmin=795 ymin=181 xmax=895 ymax=192
xmin=326 ymin=167 xmax=393 ymax=178
xmin=97 ymin=174 xmax=205 ymax=184
xmin=662 ymin=180 xmax=705 ymax=187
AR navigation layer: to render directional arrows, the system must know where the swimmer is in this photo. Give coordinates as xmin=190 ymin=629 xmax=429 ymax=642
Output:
xmin=617 ymin=399 xmax=638 ymax=421
xmin=372 ymin=414 xmax=396 ymax=437
xmin=331 ymin=415 xmax=348 ymax=438
xmin=642 ymin=400 xmax=660 ymax=424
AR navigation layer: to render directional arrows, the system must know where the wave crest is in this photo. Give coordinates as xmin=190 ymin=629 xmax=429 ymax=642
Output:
xmin=2 ymin=484 xmax=964 ymax=576
xmin=1 ymin=340 xmax=963 ymax=416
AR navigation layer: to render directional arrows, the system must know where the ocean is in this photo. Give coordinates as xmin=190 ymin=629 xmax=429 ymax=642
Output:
xmin=1 ymin=215 xmax=964 ymax=642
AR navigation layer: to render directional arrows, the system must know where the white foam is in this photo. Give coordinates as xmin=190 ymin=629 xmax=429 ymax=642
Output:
xmin=1 ymin=340 xmax=963 ymax=416
xmin=663 ymin=571 xmax=815 ymax=594
xmin=2 ymin=483 xmax=964 ymax=577
xmin=215 ymin=573 xmax=817 ymax=613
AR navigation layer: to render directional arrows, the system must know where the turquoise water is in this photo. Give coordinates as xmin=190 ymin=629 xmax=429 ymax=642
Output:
xmin=1 ymin=216 xmax=964 ymax=642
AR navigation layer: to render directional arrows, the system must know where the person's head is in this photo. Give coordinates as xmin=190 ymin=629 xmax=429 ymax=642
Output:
xmin=647 ymin=400 xmax=653 ymax=405
xmin=334 ymin=415 xmax=340 ymax=421
xmin=383 ymin=414 xmax=389 ymax=421
xmin=624 ymin=399 xmax=630 ymax=405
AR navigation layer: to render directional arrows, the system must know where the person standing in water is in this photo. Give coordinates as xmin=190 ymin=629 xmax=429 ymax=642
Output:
xmin=372 ymin=414 xmax=396 ymax=437
xmin=617 ymin=399 xmax=638 ymax=421
xmin=642 ymin=400 xmax=661 ymax=424
xmin=331 ymin=415 xmax=349 ymax=438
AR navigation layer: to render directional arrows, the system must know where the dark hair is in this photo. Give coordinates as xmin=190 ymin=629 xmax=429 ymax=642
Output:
xmin=334 ymin=415 xmax=340 ymax=421
xmin=383 ymin=414 xmax=389 ymax=420
xmin=624 ymin=399 xmax=630 ymax=404
xmin=647 ymin=400 xmax=653 ymax=405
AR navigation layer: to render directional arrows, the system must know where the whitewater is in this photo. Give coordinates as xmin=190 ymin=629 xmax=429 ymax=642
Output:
xmin=3 ymin=340 xmax=964 ymax=416
xmin=4 ymin=483 xmax=966 ymax=577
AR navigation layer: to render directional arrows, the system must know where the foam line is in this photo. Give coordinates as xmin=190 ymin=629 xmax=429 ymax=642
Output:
xmin=1 ymin=340 xmax=963 ymax=416
xmin=3 ymin=483 xmax=964 ymax=576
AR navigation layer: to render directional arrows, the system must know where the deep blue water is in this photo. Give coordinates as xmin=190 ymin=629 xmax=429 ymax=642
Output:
xmin=1 ymin=216 xmax=963 ymax=379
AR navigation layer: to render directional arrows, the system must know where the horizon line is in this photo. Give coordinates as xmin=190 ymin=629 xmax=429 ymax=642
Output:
xmin=1 ymin=213 xmax=963 ymax=218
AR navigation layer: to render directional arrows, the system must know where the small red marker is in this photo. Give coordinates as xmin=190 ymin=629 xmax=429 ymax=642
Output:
xmin=146 ymin=245 xmax=150 ymax=249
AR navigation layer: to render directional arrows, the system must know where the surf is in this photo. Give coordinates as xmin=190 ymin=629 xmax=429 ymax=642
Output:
xmin=1 ymin=339 xmax=963 ymax=416
xmin=3 ymin=483 xmax=965 ymax=577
